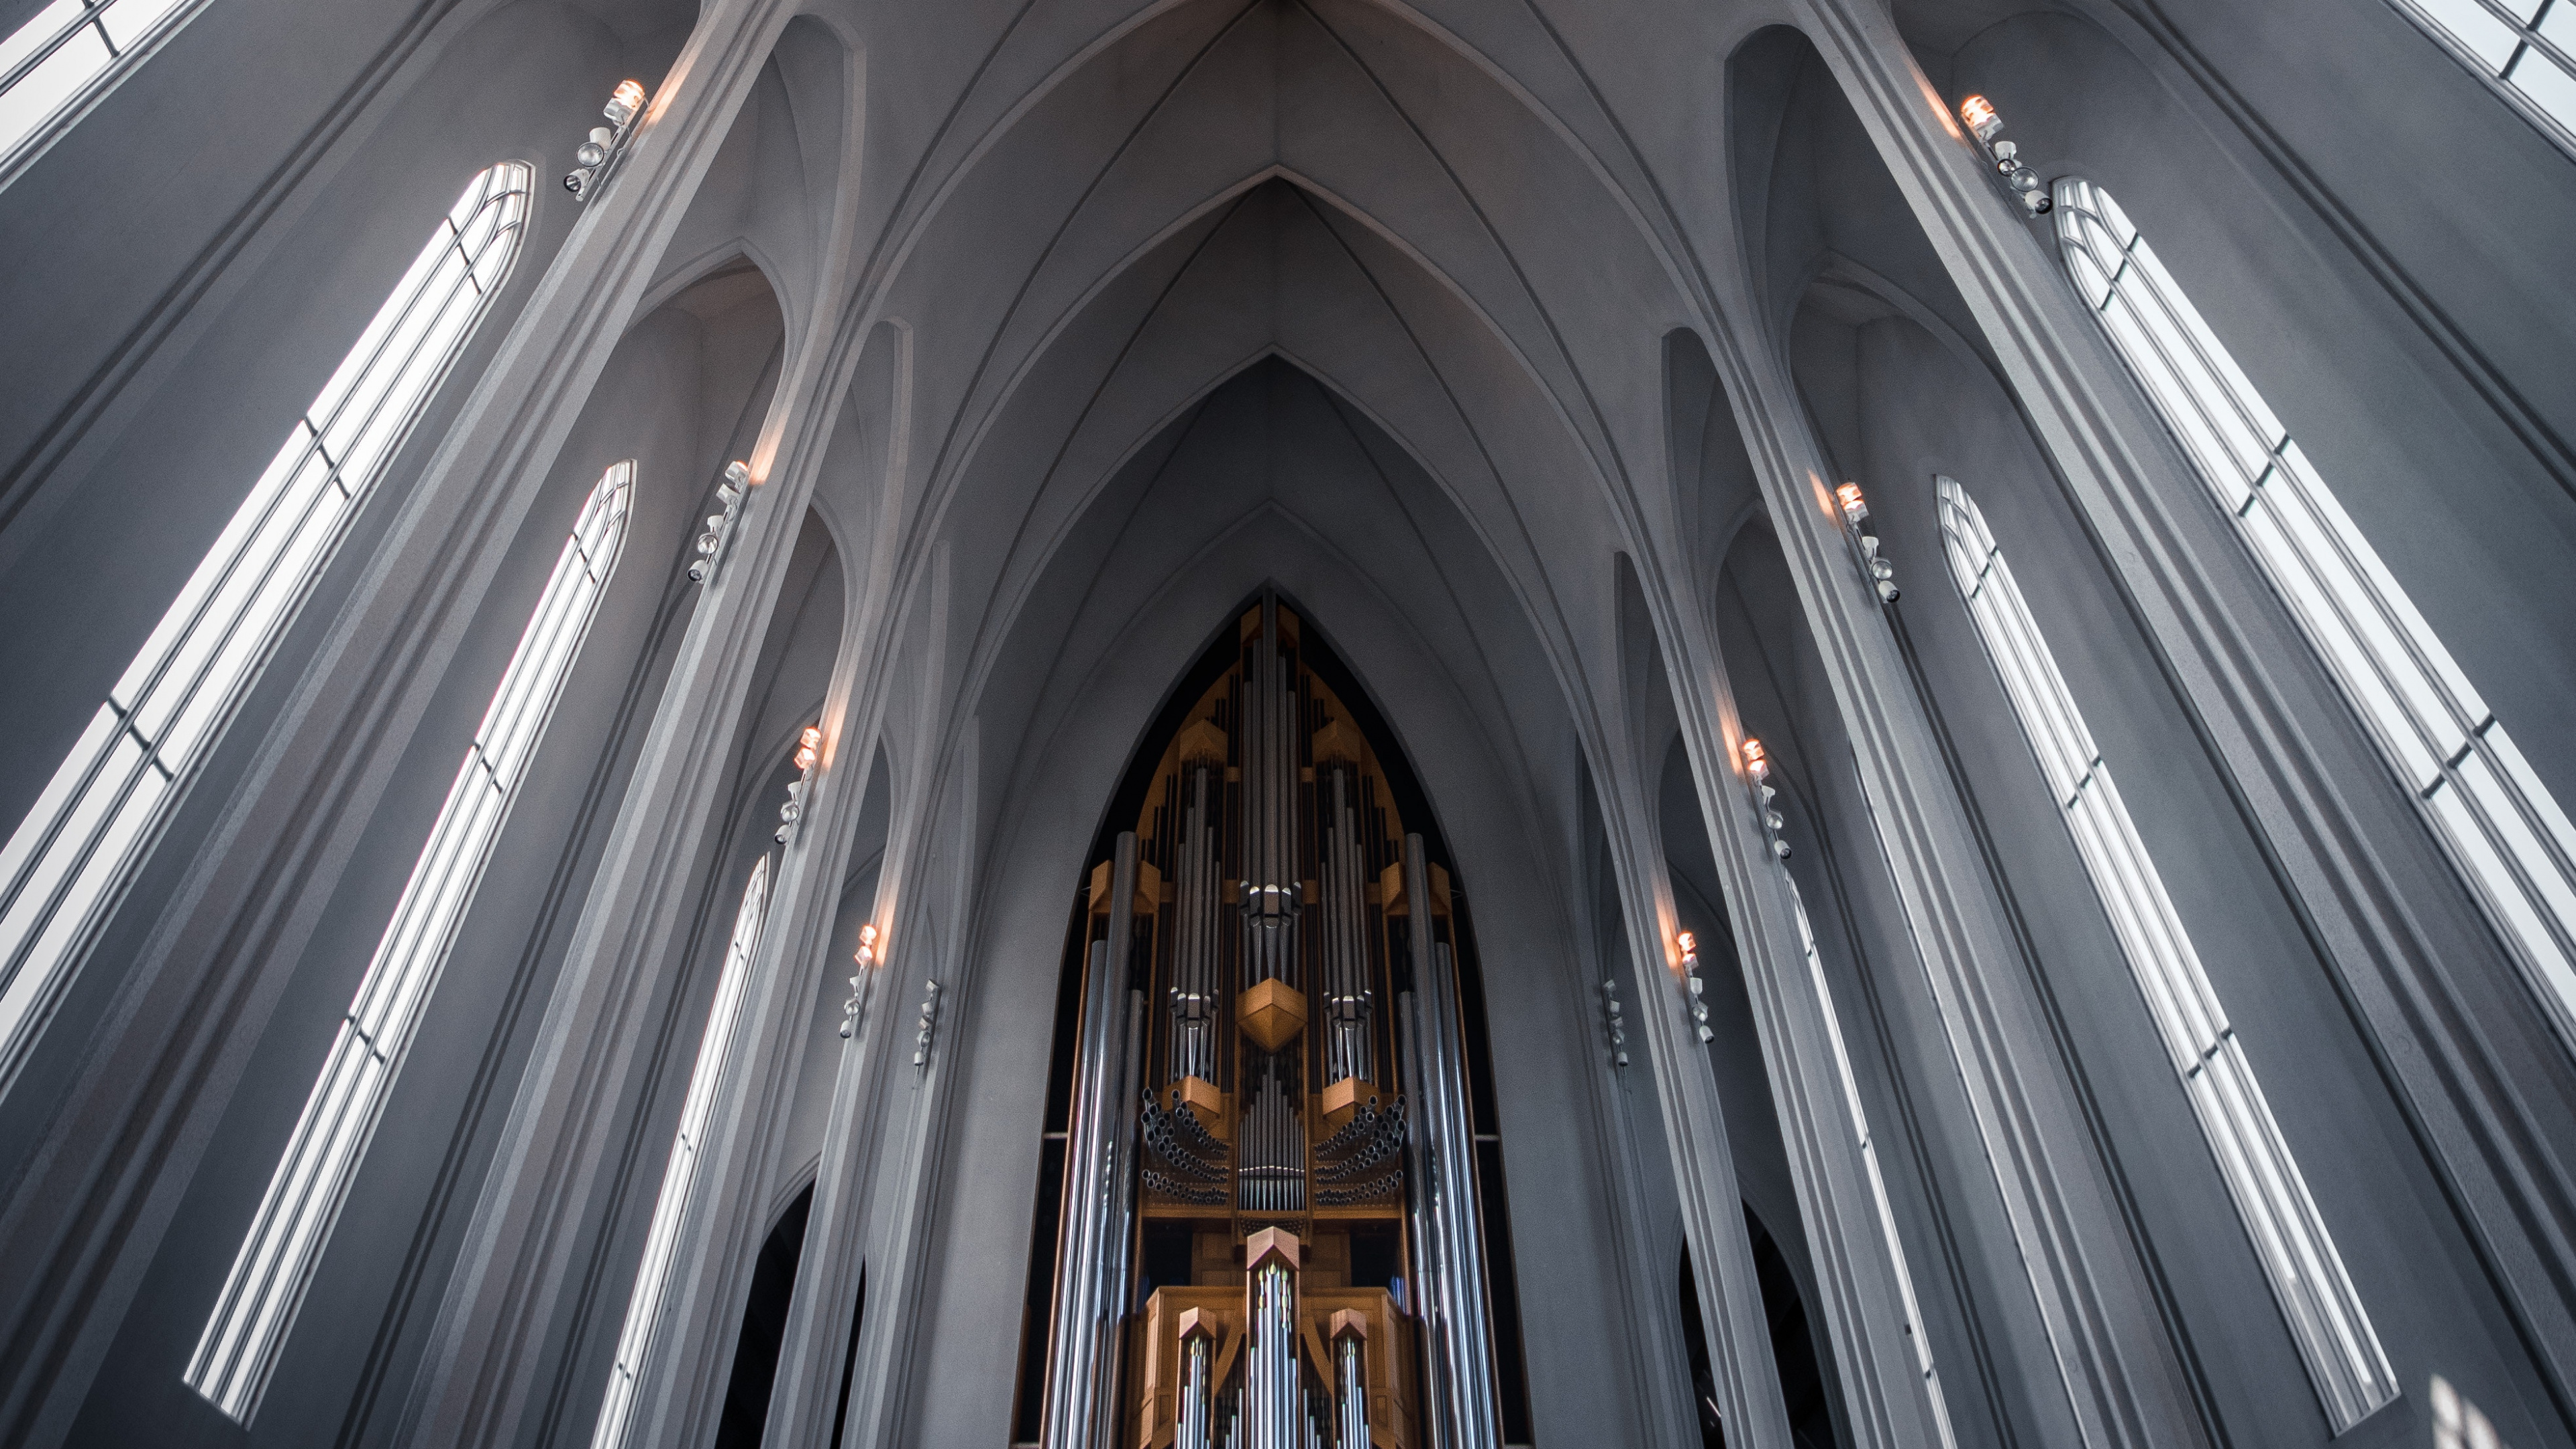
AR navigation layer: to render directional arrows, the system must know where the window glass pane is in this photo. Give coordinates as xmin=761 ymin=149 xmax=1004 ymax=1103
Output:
xmin=0 ymin=10 xmax=108 ymax=154
xmin=100 ymin=0 xmax=191 ymax=50
xmin=2447 ymin=748 xmax=2576 ymax=1008
xmin=0 ymin=162 xmax=530 ymax=1105
xmin=0 ymin=0 xmax=202 ymax=167
xmin=0 ymin=0 xmax=90 ymax=78
xmin=2413 ymin=0 xmax=2525 ymax=68
xmin=2397 ymin=0 xmax=2576 ymax=146
xmin=187 ymin=462 xmax=630 ymax=1424
xmin=2508 ymin=41 xmax=2576 ymax=123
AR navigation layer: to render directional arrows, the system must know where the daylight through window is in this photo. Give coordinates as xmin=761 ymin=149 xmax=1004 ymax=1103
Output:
xmin=185 ymin=460 xmax=631 ymax=1424
xmin=592 ymin=854 xmax=773 ymax=1449
xmin=1780 ymin=875 xmax=1958 ymax=1449
xmin=0 ymin=161 xmax=532 ymax=1104
xmin=1 ymin=0 xmax=205 ymax=176
xmin=2391 ymin=0 xmax=2576 ymax=145
xmin=1938 ymin=474 xmax=2396 ymax=1431
xmin=2054 ymin=176 xmax=2576 ymax=1049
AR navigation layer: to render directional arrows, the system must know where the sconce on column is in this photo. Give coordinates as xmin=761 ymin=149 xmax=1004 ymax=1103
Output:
xmin=775 ymin=726 xmax=820 ymax=844
xmin=563 ymin=78 xmax=648 ymax=201
xmin=1744 ymin=738 xmax=1791 ymax=863
xmin=1957 ymin=95 xmax=2052 ymax=217
xmin=1678 ymin=930 xmax=1713 ymax=1044
xmin=841 ymin=922 xmax=879 ymax=1040
xmin=688 ymin=462 xmax=751 ymax=584
xmin=1600 ymin=977 xmax=1629 ymax=1067
xmin=1835 ymin=483 xmax=1900 ymax=604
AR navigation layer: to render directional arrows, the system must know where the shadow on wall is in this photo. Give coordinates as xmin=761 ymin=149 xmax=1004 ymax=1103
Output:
xmin=1678 ymin=1216 xmax=1839 ymax=1449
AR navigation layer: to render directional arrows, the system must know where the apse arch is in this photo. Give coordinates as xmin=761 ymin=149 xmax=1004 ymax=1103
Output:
xmin=893 ymin=352 xmax=1656 ymax=1442
xmin=1006 ymin=588 xmax=1535 ymax=1447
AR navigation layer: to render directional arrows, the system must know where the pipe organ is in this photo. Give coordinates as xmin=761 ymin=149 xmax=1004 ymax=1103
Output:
xmin=1037 ymin=600 xmax=1504 ymax=1449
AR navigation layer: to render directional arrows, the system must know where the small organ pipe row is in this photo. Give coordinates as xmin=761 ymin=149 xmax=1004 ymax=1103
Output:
xmin=1336 ymin=1325 xmax=1372 ymax=1449
xmin=1236 ymin=1059 xmax=1305 ymax=1214
xmin=1240 ymin=602 xmax=1298 ymax=980
xmin=1179 ymin=1321 xmax=1214 ymax=1449
xmin=1169 ymin=761 xmax=1222 ymax=1083
xmin=1318 ymin=761 xmax=1374 ymax=1085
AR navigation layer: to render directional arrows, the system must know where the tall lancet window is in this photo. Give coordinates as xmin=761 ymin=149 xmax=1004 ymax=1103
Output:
xmin=0 ymin=0 xmax=204 ymax=176
xmin=1780 ymin=876 xmax=1958 ymax=1449
xmin=187 ymin=460 xmax=631 ymax=1423
xmin=592 ymin=854 xmax=772 ymax=1449
xmin=0 ymin=162 xmax=533 ymax=1100
xmin=1937 ymin=475 xmax=2396 ymax=1430
xmin=2055 ymin=177 xmax=2576 ymax=1046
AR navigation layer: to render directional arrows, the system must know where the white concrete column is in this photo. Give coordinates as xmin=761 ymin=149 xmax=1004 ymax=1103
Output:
xmin=1676 ymin=289 xmax=2212 ymax=1446
xmin=0 ymin=5 xmax=800 ymax=1445
xmin=1640 ymin=552 xmax=1957 ymax=1449
xmin=367 ymin=5 xmax=900 ymax=1447
xmin=1591 ymin=732 xmax=1801 ymax=1449
xmin=756 ymin=531 xmax=971 ymax=1448
xmin=1792 ymin=0 xmax=2576 ymax=1412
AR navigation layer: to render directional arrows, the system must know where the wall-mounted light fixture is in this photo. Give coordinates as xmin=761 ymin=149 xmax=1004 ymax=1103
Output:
xmin=1955 ymin=95 xmax=2051 ymax=217
xmin=688 ymin=462 xmax=751 ymax=584
xmin=1678 ymin=931 xmax=1713 ymax=1044
xmin=912 ymin=978 xmax=943 ymax=1067
xmin=1835 ymin=482 xmax=1900 ymax=604
xmin=775 ymin=725 xmax=821 ymax=844
xmin=1600 ymin=977 xmax=1628 ymax=1067
xmin=1745 ymin=738 xmax=1791 ymax=861
xmin=564 ymin=79 xmax=647 ymax=200
xmin=841 ymin=922 xmax=879 ymax=1040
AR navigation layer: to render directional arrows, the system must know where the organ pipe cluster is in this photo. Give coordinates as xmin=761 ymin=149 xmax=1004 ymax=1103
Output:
xmin=1030 ymin=598 xmax=1512 ymax=1448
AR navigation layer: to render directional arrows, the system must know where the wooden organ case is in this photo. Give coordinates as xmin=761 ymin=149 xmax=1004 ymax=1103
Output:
xmin=1034 ymin=599 xmax=1506 ymax=1449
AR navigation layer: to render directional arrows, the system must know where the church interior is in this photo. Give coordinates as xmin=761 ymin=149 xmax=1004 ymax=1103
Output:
xmin=0 ymin=1 xmax=2573 ymax=1446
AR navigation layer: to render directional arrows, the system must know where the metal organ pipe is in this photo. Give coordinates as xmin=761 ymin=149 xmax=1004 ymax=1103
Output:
xmin=1169 ymin=763 xmax=1220 ymax=1083
xmin=1336 ymin=1328 xmax=1371 ymax=1449
xmin=1245 ymin=1237 xmax=1309 ymax=1449
xmin=1320 ymin=763 xmax=1373 ymax=1085
xmin=1042 ymin=833 xmax=1144 ymax=1449
xmin=1179 ymin=1322 xmax=1214 ymax=1449
xmin=1241 ymin=600 xmax=1297 ymax=984
xmin=1397 ymin=833 xmax=1499 ymax=1449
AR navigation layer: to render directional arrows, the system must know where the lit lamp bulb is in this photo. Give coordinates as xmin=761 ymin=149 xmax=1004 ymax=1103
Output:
xmin=855 ymin=922 xmax=879 ymax=967
xmin=605 ymin=79 xmax=647 ymax=127
xmin=1741 ymin=736 xmax=1769 ymax=782
xmin=793 ymin=725 xmax=822 ymax=773
xmin=1959 ymin=94 xmax=2001 ymax=142
xmin=1835 ymin=482 xmax=1867 ymax=519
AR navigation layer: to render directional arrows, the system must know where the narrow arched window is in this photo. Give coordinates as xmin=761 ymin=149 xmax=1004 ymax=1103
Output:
xmin=0 ymin=161 xmax=532 ymax=1102
xmin=2384 ymin=0 xmax=2576 ymax=151
xmin=2 ymin=0 xmax=213 ymax=184
xmin=2054 ymin=176 xmax=2576 ymax=1051
xmin=592 ymin=853 xmax=773 ymax=1449
xmin=1780 ymin=876 xmax=1958 ymax=1449
xmin=1937 ymin=475 xmax=2396 ymax=1430
xmin=186 ymin=459 xmax=631 ymax=1424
